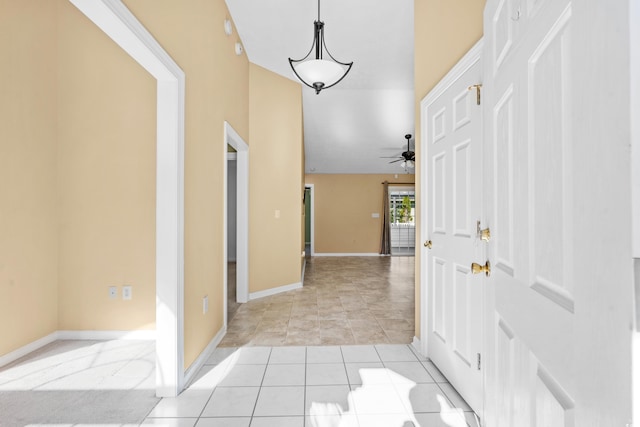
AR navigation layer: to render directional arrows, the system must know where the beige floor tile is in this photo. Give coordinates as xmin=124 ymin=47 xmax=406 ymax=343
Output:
xmin=351 ymin=328 xmax=390 ymax=345
xmin=251 ymin=332 xmax=287 ymax=346
xmin=288 ymin=319 xmax=319 ymax=330
xmin=376 ymin=318 xmax=414 ymax=331
xmin=256 ymin=319 xmax=290 ymax=332
xmin=289 ymin=311 xmax=319 ymax=321
xmin=382 ymin=329 xmax=415 ymax=343
xmin=286 ymin=330 xmax=322 ymax=346
xmin=224 ymin=256 xmax=415 ymax=346
xmin=345 ymin=310 xmax=378 ymax=320
xmin=318 ymin=311 xmax=348 ymax=321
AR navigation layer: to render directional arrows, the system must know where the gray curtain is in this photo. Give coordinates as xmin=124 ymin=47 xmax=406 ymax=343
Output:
xmin=380 ymin=181 xmax=391 ymax=255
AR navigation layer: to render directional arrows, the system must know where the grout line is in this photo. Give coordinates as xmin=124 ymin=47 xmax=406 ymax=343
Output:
xmin=248 ymin=347 xmax=272 ymax=422
xmin=303 ymin=346 xmax=308 ymax=427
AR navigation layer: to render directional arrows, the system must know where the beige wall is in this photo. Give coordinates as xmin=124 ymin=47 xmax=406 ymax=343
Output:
xmin=414 ymin=0 xmax=486 ymax=338
xmin=57 ymin=0 xmax=157 ymax=332
xmin=305 ymin=174 xmax=415 ymax=254
xmin=249 ymin=64 xmax=303 ymax=293
xmin=0 ymin=0 xmax=252 ymax=370
xmin=123 ymin=0 xmax=250 ymax=368
xmin=0 ymin=1 xmax=59 ymax=356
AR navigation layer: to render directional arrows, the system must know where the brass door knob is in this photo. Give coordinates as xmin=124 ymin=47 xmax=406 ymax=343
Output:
xmin=424 ymin=240 xmax=433 ymax=249
xmin=471 ymin=261 xmax=491 ymax=276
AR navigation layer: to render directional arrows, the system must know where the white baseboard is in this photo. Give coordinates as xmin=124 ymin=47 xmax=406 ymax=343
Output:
xmin=0 ymin=330 xmax=157 ymax=369
xmin=183 ymin=325 xmax=227 ymax=388
xmin=313 ymin=253 xmax=381 ymax=257
xmin=0 ymin=332 xmax=59 ymax=368
xmin=250 ymin=281 xmax=303 ymax=300
xmin=57 ymin=330 xmax=156 ymax=341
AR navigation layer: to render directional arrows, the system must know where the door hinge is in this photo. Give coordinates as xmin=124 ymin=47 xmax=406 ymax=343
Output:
xmin=468 ymin=84 xmax=482 ymax=105
xmin=477 ymin=353 xmax=481 ymax=370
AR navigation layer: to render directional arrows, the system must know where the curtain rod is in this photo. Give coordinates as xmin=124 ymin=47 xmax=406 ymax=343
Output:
xmin=381 ymin=182 xmax=415 ymax=185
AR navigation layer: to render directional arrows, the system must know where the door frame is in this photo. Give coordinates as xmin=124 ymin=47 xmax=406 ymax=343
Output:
xmin=224 ymin=122 xmax=249 ymax=305
xmin=631 ymin=0 xmax=640 ymax=424
xmin=305 ymin=184 xmax=315 ymax=257
xmin=68 ymin=0 xmax=185 ymax=397
xmin=419 ymin=39 xmax=484 ymax=361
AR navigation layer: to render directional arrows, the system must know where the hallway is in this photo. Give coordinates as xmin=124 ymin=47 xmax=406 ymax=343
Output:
xmin=221 ymin=256 xmax=415 ymax=347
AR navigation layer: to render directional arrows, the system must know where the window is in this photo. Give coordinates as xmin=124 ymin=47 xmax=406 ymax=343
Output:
xmin=390 ymin=191 xmax=415 ymax=224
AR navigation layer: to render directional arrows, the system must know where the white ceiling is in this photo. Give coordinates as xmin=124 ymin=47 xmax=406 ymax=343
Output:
xmin=225 ymin=0 xmax=415 ymax=174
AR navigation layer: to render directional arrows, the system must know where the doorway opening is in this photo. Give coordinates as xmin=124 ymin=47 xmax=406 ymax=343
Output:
xmin=304 ymin=185 xmax=314 ymax=258
xmin=224 ymin=121 xmax=249 ymax=326
xmin=226 ymin=150 xmax=240 ymax=322
xmin=389 ymin=187 xmax=415 ymax=256
xmin=68 ymin=0 xmax=186 ymax=396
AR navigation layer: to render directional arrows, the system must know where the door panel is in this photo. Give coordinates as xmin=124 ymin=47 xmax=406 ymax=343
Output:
xmin=483 ymin=0 xmax=575 ymax=425
xmin=422 ymin=44 xmax=484 ymax=415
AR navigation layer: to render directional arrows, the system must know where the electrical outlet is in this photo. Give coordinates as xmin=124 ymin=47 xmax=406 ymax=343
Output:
xmin=203 ymin=295 xmax=209 ymax=314
xmin=108 ymin=286 xmax=118 ymax=299
xmin=122 ymin=285 xmax=132 ymax=300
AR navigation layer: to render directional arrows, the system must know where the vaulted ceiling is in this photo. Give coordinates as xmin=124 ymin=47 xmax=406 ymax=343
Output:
xmin=225 ymin=0 xmax=415 ymax=174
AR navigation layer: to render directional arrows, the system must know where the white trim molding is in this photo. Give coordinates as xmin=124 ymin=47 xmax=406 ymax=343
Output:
xmin=68 ymin=0 xmax=186 ymax=397
xmin=0 ymin=332 xmax=58 ymax=368
xmin=305 ymin=184 xmax=315 ymax=257
xmin=224 ymin=122 xmax=250 ymax=304
xmin=249 ymin=282 xmax=303 ymax=300
xmin=631 ymin=0 xmax=640 ymax=258
xmin=57 ymin=330 xmax=157 ymax=341
xmin=313 ymin=253 xmax=382 ymax=257
xmin=0 ymin=330 xmax=156 ymax=369
xmin=183 ymin=326 xmax=227 ymax=388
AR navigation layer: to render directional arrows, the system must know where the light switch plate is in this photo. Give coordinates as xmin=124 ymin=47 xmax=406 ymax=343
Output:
xmin=122 ymin=285 xmax=132 ymax=300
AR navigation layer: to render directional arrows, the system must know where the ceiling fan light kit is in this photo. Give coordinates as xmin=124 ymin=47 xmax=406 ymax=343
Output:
xmin=288 ymin=0 xmax=353 ymax=94
xmin=382 ymin=134 xmax=415 ymax=171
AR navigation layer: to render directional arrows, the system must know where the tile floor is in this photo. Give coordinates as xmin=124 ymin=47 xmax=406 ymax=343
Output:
xmin=0 ymin=256 xmax=480 ymax=426
xmin=0 ymin=339 xmax=478 ymax=426
xmin=221 ymin=256 xmax=416 ymax=347
xmin=0 ymin=339 xmax=159 ymax=426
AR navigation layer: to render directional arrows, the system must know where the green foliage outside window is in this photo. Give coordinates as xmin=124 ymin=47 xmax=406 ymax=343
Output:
xmin=390 ymin=195 xmax=414 ymax=224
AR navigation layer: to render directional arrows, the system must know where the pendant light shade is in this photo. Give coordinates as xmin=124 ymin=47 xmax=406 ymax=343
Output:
xmin=289 ymin=1 xmax=353 ymax=94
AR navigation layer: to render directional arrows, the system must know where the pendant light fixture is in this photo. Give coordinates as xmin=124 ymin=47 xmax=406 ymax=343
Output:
xmin=288 ymin=0 xmax=353 ymax=94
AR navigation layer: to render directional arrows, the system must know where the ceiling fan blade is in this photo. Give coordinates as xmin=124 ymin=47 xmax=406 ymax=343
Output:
xmin=389 ymin=158 xmax=404 ymax=164
xmin=380 ymin=156 xmax=401 ymax=159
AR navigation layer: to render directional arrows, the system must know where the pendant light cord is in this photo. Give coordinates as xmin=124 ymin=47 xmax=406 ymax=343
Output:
xmin=317 ymin=0 xmax=321 ymax=21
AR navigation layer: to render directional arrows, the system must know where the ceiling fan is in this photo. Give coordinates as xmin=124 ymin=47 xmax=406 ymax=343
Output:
xmin=381 ymin=134 xmax=415 ymax=169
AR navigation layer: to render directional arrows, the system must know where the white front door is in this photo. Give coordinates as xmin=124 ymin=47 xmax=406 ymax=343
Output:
xmin=419 ymin=0 xmax=634 ymax=423
xmin=482 ymin=0 xmax=634 ymax=425
xmin=421 ymin=42 xmax=484 ymax=415
xmin=482 ymin=1 xmax=576 ymax=424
